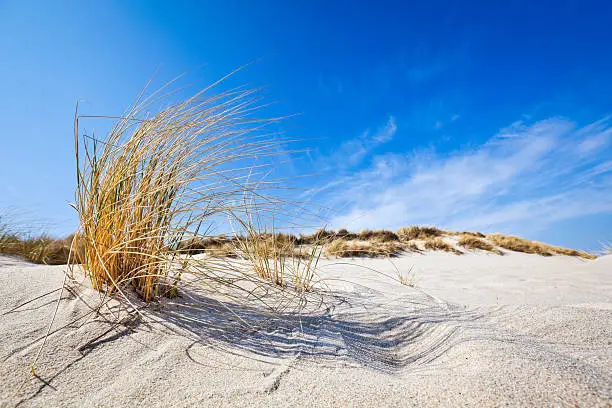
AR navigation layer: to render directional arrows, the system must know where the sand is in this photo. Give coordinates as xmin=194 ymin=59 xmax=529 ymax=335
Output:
xmin=1 ymin=252 xmax=611 ymax=407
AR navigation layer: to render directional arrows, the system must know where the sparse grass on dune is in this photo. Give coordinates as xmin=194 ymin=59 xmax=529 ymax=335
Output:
xmin=397 ymin=225 xmax=443 ymax=241
xmin=404 ymin=241 xmax=421 ymax=252
xmin=423 ymin=237 xmax=462 ymax=254
xmin=325 ymin=239 xmax=404 ymax=258
xmin=334 ymin=228 xmax=358 ymax=240
xmin=487 ymin=234 xmax=596 ymax=259
xmin=170 ymin=228 xmax=597 ymax=261
xmin=357 ymin=229 xmax=399 ymax=242
xmin=177 ymin=236 xmax=234 ymax=255
xmin=447 ymin=230 xmax=485 ymax=238
xmin=232 ymin=212 xmax=322 ymax=291
xmin=0 ymin=218 xmax=82 ymax=265
xmin=458 ymin=235 xmax=503 ymax=255
xmin=296 ymin=228 xmax=336 ymax=245
xmin=396 ymin=266 xmax=415 ymax=286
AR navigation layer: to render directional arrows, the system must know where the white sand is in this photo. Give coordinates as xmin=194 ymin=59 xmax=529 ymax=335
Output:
xmin=1 ymin=252 xmax=611 ymax=407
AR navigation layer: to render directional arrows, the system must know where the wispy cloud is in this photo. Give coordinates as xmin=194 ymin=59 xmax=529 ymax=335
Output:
xmin=319 ymin=116 xmax=397 ymax=169
xmin=323 ymin=116 xmax=612 ymax=238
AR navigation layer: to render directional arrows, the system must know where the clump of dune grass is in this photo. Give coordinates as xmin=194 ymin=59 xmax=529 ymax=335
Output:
xmin=297 ymin=228 xmax=336 ymax=245
xmin=231 ymin=211 xmax=322 ymax=291
xmin=447 ymin=230 xmax=485 ymax=238
xmin=177 ymin=236 xmax=233 ymax=255
xmin=325 ymin=239 xmax=404 ymax=258
xmin=397 ymin=226 xmax=443 ymax=241
xmin=458 ymin=235 xmax=503 ymax=255
xmin=487 ymin=234 xmax=596 ymax=259
xmin=358 ymin=229 xmax=399 ymax=242
xmin=423 ymin=237 xmax=462 ymax=254
xmin=334 ymin=228 xmax=358 ymax=240
xmin=72 ymin=78 xmax=322 ymax=301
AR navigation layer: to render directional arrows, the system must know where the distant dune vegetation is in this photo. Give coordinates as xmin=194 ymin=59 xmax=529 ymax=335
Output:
xmin=0 ymin=224 xmax=597 ymax=265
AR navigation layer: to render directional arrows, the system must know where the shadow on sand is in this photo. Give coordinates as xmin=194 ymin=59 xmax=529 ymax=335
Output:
xmin=143 ymin=284 xmax=489 ymax=373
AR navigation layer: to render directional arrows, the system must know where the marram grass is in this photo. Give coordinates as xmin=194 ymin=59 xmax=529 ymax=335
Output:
xmin=72 ymin=80 xmax=315 ymax=301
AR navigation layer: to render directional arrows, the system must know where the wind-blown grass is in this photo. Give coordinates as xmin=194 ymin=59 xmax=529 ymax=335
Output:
xmin=72 ymin=79 xmax=318 ymax=301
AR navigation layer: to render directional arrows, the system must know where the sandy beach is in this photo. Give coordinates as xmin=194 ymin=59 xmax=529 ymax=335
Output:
xmin=1 ymin=252 xmax=610 ymax=407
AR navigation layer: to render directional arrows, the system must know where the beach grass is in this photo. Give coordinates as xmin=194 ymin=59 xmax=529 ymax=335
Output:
xmin=487 ymin=234 xmax=595 ymax=259
xmin=423 ymin=237 xmax=462 ymax=254
xmin=458 ymin=234 xmax=503 ymax=254
xmin=71 ymin=79 xmax=322 ymax=301
xmin=397 ymin=226 xmax=443 ymax=241
xmin=325 ymin=238 xmax=404 ymax=258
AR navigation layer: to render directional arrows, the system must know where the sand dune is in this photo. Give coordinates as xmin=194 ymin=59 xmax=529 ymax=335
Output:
xmin=1 ymin=253 xmax=611 ymax=407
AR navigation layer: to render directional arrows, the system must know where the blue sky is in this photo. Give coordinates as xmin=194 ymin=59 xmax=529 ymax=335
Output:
xmin=1 ymin=1 xmax=611 ymax=250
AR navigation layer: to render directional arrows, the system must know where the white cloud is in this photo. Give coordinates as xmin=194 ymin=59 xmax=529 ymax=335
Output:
xmin=318 ymin=116 xmax=397 ymax=169
xmin=323 ymin=116 xmax=612 ymax=237
xmin=372 ymin=116 xmax=397 ymax=143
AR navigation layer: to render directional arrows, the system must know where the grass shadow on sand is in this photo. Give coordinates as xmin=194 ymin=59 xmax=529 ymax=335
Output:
xmin=5 ymin=276 xmax=491 ymax=406
xmin=144 ymin=285 xmax=490 ymax=373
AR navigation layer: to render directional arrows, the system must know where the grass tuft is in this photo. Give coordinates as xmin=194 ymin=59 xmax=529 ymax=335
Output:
xmin=487 ymin=234 xmax=596 ymax=259
xmin=397 ymin=226 xmax=443 ymax=241
xmin=458 ymin=235 xmax=502 ymax=254
xmin=72 ymin=80 xmax=322 ymax=301
xmin=325 ymin=239 xmax=404 ymax=258
xmin=358 ymin=229 xmax=399 ymax=242
xmin=423 ymin=237 xmax=462 ymax=254
xmin=0 ymin=219 xmax=82 ymax=265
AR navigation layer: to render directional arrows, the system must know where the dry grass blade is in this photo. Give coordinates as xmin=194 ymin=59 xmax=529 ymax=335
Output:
xmin=396 ymin=266 xmax=415 ymax=286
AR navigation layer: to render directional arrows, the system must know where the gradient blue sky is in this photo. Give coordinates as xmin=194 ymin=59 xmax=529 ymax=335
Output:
xmin=1 ymin=1 xmax=611 ymax=250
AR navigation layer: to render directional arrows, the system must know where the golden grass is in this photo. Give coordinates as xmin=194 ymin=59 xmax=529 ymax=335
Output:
xmin=325 ymin=239 xmax=404 ymax=258
xmin=233 ymin=212 xmax=322 ymax=291
xmin=457 ymin=235 xmax=502 ymax=255
xmin=72 ymin=80 xmax=323 ymax=301
xmin=297 ymin=228 xmax=336 ymax=245
xmin=397 ymin=226 xmax=443 ymax=241
xmin=423 ymin=237 xmax=462 ymax=254
xmin=177 ymin=237 xmax=233 ymax=255
xmin=358 ymin=229 xmax=399 ymax=242
xmin=487 ymin=234 xmax=596 ymax=259
xmin=0 ymin=226 xmax=82 ymax=265
xmin=334 ymin=228 xmax=358 ymax=240
xmin=448 ymin=230 xmax=485 ymax=238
